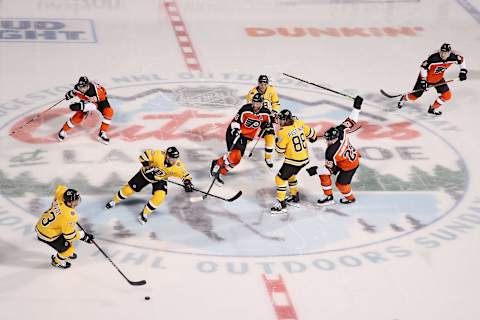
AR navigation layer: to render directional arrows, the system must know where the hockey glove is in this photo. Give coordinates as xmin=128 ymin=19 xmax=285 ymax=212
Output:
xmin=420 ymin=79 xmax=428 ymax=90
xmin=65 ymin=90 xmax=76 ymax=100
xmin=353 ymin=96 xmax=363 ymax=110
xmin=143 ymin=167 xmax=161 ymax=180
xmin=69 ymin=101 xmax=84 ymax=112
xmin=230 ymin=122 xmax=241 ymax=137
xmin=306 ymin=166 xmax=318 ymax=176
xmin=459 ymin=69 xmax=468 ymax=81
xmin=183 ymin=180 xmax=194 ymax=193
xmin=309 ymin=136 xmax=317 ymax=143
xmin=270 ymin=110 xmax=279 ymax=124
xmin=80 ymin=231 xmax=94 ymax=243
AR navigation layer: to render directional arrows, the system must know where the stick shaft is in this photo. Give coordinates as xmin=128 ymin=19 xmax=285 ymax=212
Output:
xmin=9 ymin=98 xmax=65 ymax=135
xmin=77 ymin=222 xmax=146 ymax=286
xmin=381 ymin=78 xmax=458 ymax=99
xmin=283 ymin=73 xmax=355 ymax=99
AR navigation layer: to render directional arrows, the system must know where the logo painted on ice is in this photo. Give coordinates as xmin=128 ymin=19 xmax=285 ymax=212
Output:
xmin=0 ymin=18 xmax=97 ymax=42
xmin=0 ymin=74 xmax=468 ymax=257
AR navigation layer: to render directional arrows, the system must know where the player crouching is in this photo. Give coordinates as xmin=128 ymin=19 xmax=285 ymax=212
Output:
xmin=210 ymin=93 xmax=271 ymax=186
xmin=271 ymin=109 xmax=317 ymax=214
xmin=35 ymin=186 xmax=94 ymax=269
xmin=307 ymin=96 xmax=363 ymax=206
xmin=58 ymin=76 xmax=114 ymax=144
xmin=105 ymin=147 xmax=194 ymax=224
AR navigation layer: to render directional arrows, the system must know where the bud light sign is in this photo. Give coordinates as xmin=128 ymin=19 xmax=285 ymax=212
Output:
xmin=0 ymin=18 xmax=97 ymax=42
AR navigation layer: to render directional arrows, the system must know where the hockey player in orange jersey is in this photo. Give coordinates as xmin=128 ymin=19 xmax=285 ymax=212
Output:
xmin=58 ymin=76 xmax=115 ymax=144
xmin=397 ymin=43 xmax=467 ymax=115
xmin=306 ymin=96 xmax=363 ymax=205
xmin=210 ymin=93 xmax=271 ymax=185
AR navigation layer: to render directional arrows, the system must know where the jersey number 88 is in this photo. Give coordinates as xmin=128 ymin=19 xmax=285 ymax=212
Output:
xmin=292 ymin=133 xmax=307 ymax=152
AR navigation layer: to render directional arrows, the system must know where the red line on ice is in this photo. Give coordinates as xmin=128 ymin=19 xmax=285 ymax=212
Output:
xmin=262 ymin=274 xmax=299 ymax=320
xmin=163 ymin=0 xmax=202 ymax=72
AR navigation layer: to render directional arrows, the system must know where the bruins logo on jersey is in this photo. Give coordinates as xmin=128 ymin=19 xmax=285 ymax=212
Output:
xmin=245 ymin=118 xmax=261 ymax=128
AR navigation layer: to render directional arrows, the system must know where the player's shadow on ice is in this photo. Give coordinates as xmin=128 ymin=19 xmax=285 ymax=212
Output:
xmin=0 ymin=239 xmax=53 ymax=292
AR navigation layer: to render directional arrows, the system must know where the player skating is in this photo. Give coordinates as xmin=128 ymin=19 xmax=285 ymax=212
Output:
xmin=246 ymin=75 xmax=281 ymax=167
xmin=58 ymin=76 xmax=114 ymax=144
xmin=270 ymin=109 xmax=317 ymax=214
xmin=35 ymin=186 xmax=94 ymax=269
xmin=307 ymin=96 xmax=363 ymax=206
xmin=106 ymin=147 xmax=194 ymax=224
xmin=397 ymin=43 xmax=467 ymax=115
xmin=210 ymin=93 xmax=271 ymax=185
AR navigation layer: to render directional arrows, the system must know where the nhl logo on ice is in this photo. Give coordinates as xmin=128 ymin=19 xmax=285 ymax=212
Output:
xmin=174 ymin=86 xmax=240 ymax=109
xmin=0 ymin=73 xmax=468 ymax=258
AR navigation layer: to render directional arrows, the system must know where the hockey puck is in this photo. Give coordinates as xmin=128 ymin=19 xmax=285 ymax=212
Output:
xmin=145 ymin=296 xmax=150 ymax=300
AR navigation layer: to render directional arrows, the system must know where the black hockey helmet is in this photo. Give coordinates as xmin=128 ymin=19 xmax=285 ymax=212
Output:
xmin=258 ymin=75 xmax=269 ymax=84
xmin=278 ymin=109 xmax=293 ymax=122
xmin=440 ymin=43 xmax=451 ymax=52
xmin=78 ymin=76 xmax=89 ymax=86
xmin=63 ymin=189 xmax=81 ymax=204
xmin=323 ymin=127 xmax=340 ymax=141
xmin=252 ymin=93 xmax=264 ymax=103
xmin=166 ymin=146 xmax=180 ymax=159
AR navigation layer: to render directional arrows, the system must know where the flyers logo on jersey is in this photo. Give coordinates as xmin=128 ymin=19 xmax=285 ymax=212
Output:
xmin=434 ymin=66 xmax=447 ymax=74
xmin=245 ymin=118 xmax=261 ymax=128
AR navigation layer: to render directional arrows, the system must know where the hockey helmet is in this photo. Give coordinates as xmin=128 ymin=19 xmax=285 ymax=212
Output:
xmin=278 ymin=109 xmax=293 ymax=122
xmin=78 ymin=76 xmax=89 ymax=86
xmin=252 ymin=93 xmax=264 ymax=103
xmin=323 ymin=127 xmax=340 ymax=141
xmin=63 ymin=189 xmax=81 ymax=204
xmin=166 ymin=146 xmax=180 ymax=159
xmin=440 ymin=43 xmax=451 ymax=52
xmin=258 ymin=75 xmax=269 ymax=84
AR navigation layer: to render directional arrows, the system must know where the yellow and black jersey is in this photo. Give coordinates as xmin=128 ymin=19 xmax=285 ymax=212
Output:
xmin=35 ymin=185 xmax=80 ymax=243
xmin=139 ymin=149 xmax=192 ymax=183
xmin=246 ymin=85 xmax=280 ymax=112
xmin=275 ymin=119 xmax=316 ymax=166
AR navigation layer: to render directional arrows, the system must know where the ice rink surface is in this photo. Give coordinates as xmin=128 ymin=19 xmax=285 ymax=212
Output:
xmin=1 ymin=0 xmax=480 ymax=319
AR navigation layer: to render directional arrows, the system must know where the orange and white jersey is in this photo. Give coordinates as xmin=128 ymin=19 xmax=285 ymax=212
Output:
xmin=232 ymin=103 xmax=271 ymax=140
xmin=420 ymin=51 xmax=466 ymax=84
xmin=325 ymin=118 xmax=360 ymax=172
xmin=73 ymin=81 xmax=108 ymax=105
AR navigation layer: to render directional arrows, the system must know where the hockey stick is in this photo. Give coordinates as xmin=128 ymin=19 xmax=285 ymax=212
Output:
xmin=203 ymin=134 xmax=241 ymax=200
xmin=77 ymin=222 xmax=146 ymax=286
xmin=283 ymin=73 xmax=355 ymax=100
xmin=248 ymin=127 xmax=266 ymax=158
xmin=9 ymin=98 xmax=65 ymax=136
xmin=167 ymin=179 xmax=242 ymax=202
xmin=380 ymin=78 xmax=458 ymax=99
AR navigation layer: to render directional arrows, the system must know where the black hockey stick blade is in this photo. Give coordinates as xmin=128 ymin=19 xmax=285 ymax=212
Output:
xmin=129 ymin=279 xmax=147 ymax=286
xmin=379 ymin=89 xmax=402 ymax=99
xmin=227 ymin=190 xmax=242 ymax=202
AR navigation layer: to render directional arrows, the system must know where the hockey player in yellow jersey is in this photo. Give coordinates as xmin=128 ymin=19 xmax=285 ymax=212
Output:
xmin=106 ymin=146 xmax=194 ymax=224
xmin=35 ymin=186 xmax=94 ymax=269
xmin=271 ymin=109 xmax=317 ymax=214
xmin=246 ymin=75 xmax=281 ymax=168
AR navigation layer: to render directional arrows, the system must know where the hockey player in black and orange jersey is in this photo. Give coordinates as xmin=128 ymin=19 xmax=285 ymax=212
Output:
xmin=35 ymin=186 xmax=94 ymax=269
xmin=106 ymin=146 xmax=194 ymax=224
xmin=306 ymin=96 xmax=363 ymax=206
xmin=246 ymin=75 xmax=281 ymax=168
xmin=397 ymin=43 xmax=467 ymax=116
xmin=58 ymin=76 xmax=115 ymax=144
xmin=210 ymin=93 xmax=271 ymax=185
xmin=271 ymin=109 xmax=317 ymax=214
